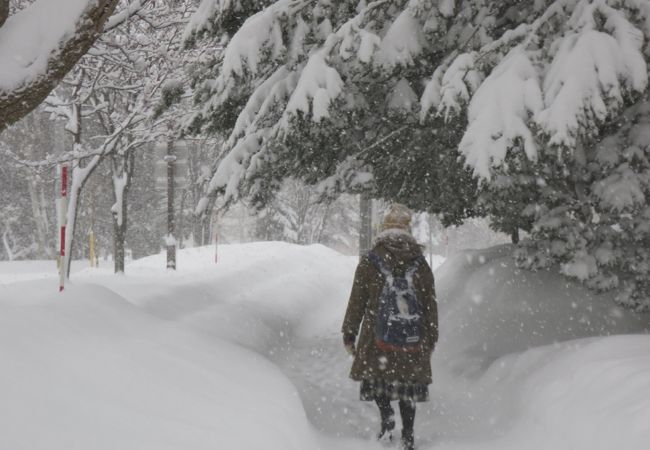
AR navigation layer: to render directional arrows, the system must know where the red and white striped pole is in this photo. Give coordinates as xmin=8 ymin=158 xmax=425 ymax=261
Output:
xmin=59 ymin=165 xmax=68 ymax=292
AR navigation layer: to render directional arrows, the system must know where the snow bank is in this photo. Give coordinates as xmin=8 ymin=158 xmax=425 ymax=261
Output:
xmin=0 ymin=277 xmax=316 ymax=450
xmin=434 ymin=244 xmax=649 ymax=373
xmin=425 ymin=245 xmax=650 ymax=449
xmin=108 ymin=242 xmax=359 ymax=350
xmin=3 ymin=242 xmax=648 ymax=450
xmin=0 ymin=242 xmax=441 ymax=449
xmin=432 ymin=336 xmax=650 ymax=450
xmin=0 ymin=260 xmax=83 ymax=285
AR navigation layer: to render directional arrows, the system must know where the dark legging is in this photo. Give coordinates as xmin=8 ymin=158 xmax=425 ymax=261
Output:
xmin=375 ymin=395 xmax=416 ymax=432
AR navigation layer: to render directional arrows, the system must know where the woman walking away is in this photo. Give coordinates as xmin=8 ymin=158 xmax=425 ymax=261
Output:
xmin=342 ymin=204 xmax=438 ymax=450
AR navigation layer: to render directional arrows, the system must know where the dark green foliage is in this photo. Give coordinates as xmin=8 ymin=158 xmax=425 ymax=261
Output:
xmin=154 ymin=80 xmax=185 ymax=119
xmin=184 ymin=0 xmax=275 ymax=48
xmin=478 ymin=146 xmax=542 ymax=240
xmin=512 ymin=101 xmax=650 ymax=311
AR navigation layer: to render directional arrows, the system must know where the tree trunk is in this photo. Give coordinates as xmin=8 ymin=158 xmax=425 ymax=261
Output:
xmin=65 ymin=158 xmax=103 ymax=278
xmin=359 ymin=194 xmax=372 ymax=257
xmin=113 ymin=178 xmax=128 ymax=273
xmin=64 ymin=111 xmax=105 ymax=278
xmin=511 ymin=227 xmax=520 ymax=244
xmin=192 ymin=213 xmax=208 ymax=247
xmin=114 ymin=222 xmax=126 ymax=272
xmin=194 ymin=193 xmax=216 ymax=246
xmin=63 ymin=90 xmax=84 ymax=279
xmin=22 ymin=114 xmax=52 ymax=258
xmin=2 ymin=225 xmax=14 ymax=261
xmin=111 ymin=150 xmax=134 ymax=274
xmin=178 ymin=190 xmax=186 ymax=249
xmin=27 ymin=173 xmax=50 ymax=258
xmin=0 ymin=0 xmax=9 ymax=28
xmin=428 ymin=213 xmax=435 ymax=267
xmin=38 ymin=182 xmax=51 ymax=253
xmin=166 ymin=138 xmax=176 ymax=270
xmin=314 ymin=203 xmax=330 ymax=244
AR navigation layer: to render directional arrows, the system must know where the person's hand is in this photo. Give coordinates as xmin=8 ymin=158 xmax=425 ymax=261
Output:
xmin=343 ymin=334 xmax=356 ymax=356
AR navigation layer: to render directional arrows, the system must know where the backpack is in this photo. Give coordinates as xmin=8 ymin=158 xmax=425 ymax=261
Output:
xmin=368 ymin=251 xmax=425 ymax=353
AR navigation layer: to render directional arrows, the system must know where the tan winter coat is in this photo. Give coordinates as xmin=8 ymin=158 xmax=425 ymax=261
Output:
xmin=342 ymin=231 xmax=438 ymax=384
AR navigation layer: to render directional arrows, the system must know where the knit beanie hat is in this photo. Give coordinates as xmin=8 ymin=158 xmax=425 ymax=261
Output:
xmin=381 ymin=203 xmax=413 ymax=231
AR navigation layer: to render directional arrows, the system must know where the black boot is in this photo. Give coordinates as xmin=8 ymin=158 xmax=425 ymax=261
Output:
xmin=399 ymin=399 xmax=416 ymax=450
xmin=375 ymin=395 xmax=395 ymax=441
xmin=401 ymin=428 xmax=414 ymax=450
xmin=377 ymin=413 xmax=395 ymax=441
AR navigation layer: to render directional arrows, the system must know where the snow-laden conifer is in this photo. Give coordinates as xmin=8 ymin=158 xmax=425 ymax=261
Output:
xmin=437 ymin=0 xmax=650 ymax=308
xmin=188 ymin=0 xmax=650 ymax=307
xmin=188 ymin=0 xmax=487 ymax=223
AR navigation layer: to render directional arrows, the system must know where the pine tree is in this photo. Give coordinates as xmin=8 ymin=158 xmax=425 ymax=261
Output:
xmin=185 ymin=0 xmax=508 ymax=223
xmin=436 ymin=0 xmax=650 ymax=309
xmin=188 ymin=0 xmax=650 ymax=308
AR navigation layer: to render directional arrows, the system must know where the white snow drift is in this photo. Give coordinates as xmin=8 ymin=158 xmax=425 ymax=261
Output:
xmin=0 ymin=242 xmax=648 ymax=450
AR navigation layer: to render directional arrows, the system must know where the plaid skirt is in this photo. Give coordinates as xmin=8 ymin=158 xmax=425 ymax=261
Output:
xmin=360 ymin=378 xmax=429 ymax=402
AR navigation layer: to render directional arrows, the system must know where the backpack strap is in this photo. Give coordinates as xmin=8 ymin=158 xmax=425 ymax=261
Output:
xmin=406 ymin=255 xmax=426 ymax=276
xmin=403 ymin=256 xmax=427 ymax=292
xmin=367 ymin=251 xmax=392 ymax=278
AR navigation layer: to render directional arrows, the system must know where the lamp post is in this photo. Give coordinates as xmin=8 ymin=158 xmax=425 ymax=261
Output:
xmin=58 ymin=165 xmax=68 ymax=291
xmin=165 ymin=138 xmax=176 ymax=270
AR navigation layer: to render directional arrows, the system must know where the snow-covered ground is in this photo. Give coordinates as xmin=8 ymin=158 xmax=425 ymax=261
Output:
xmin=0 ymin=242 xmax=648 ymax=450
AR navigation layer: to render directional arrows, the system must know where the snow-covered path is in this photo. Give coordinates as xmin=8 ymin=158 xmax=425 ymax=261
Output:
xmin=1 ymin=243 xmax=649 ymax=450
xmin=105 ymin=243 xmax=390 ymax=449
xmin=269 ymin=308 xmax=446 ymax=448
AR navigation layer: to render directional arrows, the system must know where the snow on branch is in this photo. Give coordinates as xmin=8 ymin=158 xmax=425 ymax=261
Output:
xmin=203 ymin=66 xmax=304 ymax=207
xmin=183 ymin=0 xmax=243 ymax=44
xmin=206 ymin=131 xmax=266 ymax=204
xmin=334 ymin=0 xmax=429 ymax=69
xmin=0 ymin=0 xmax=119 ymax=132
xmin=104 ymin=0 xmax=150 ymax=32
xmin=420 ymin=1 xmax=565 ymax=122
xmin=184 ymin=0 xmax=222 ymax=39
xmin=438 ymin=52 xmax=483 ymax=120
xmin=218 ymin=1 xmax=299 ymax=81
xmin=437 ymin=0 xmax=650 ymax=178
xmin=204 ymin=66 xmax=301 ymax=208
xmin=625 ymin=0 xmax=650 ymax=35
xmin=283 ymin=49 xmax=343 ymax=125
xmin=230 ymin=66 xmax=299 ymax=142
xmin=338 ymin=27 xmax=381 ymax=64
xmin=538 ymin=3 xmax=647 ymax=147
xmin=459 ymin=48 xmax=543 ymax=178
xmin=374 ymin=8 xmax=424 ymax=68
xmin=202 ymin=54 xmax=335 ymax=208
xmin=1 ymin=107 xmax=147 ymax=170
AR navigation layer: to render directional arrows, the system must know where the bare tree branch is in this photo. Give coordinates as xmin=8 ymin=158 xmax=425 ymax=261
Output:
xmin=0 ymin=108 xmax=149 ymax=170
xmin=0 ymin=0 xmax=120 ymax=133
